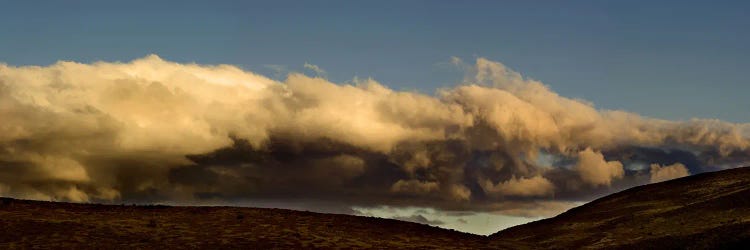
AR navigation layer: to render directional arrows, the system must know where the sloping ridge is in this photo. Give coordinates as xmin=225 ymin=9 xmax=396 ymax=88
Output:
xmin=0 ymin=196 xmax=521 ymax=249
xmin=1 ymin=167 xmax=749 ymax=249
xmin=492 ymin=166 xmax=750 ymax=249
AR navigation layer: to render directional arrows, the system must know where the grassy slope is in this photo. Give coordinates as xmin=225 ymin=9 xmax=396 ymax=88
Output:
xmin=2 ymin=167 xmax=749 ymax=249
xmin=492 ymin=167 xmax=750 ymax=249
xmin=0 ymin=197 xmax=523 ymax=249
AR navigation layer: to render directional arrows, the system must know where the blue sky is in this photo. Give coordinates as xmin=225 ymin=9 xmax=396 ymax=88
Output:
xmin=2 ymin=0 xmax=749 ymax=122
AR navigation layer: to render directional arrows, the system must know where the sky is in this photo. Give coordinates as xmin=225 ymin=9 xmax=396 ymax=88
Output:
xmin=1 ymin=1 xmax=750 ymax=235
xmin=2 ymin=0 xmax=749 ymax=122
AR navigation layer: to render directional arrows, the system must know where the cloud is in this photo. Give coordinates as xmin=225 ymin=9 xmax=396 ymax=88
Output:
xmin=303 ymin=62 xmax=326 ymax=77
xmin=0 ymin=55 xmax=748 ymax=218
xmin=263 ymin=64 xmax=288 ymax=79
xmin=650 ymin=163 xmax=690 ymax=183
xmin=391 ymin=180 xmax=440 ymax=195
xmin=481 ymin=175 xmax=554 ymax=197
xmin=575 ymin=148 xmax=624 ymax=187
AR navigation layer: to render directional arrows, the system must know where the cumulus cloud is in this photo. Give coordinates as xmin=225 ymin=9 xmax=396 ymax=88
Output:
xmin=574 ymin=148 xmax=624 ymax=187
xmin=650 ymin=163 xmax=690 ymax=183
xmin=0 ymin=55 xmax=748 ymax=217
xmin=481 ymin=175 xmax=554 ymax=197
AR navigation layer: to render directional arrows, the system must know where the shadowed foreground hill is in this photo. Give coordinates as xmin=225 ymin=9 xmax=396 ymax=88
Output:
xmin=0 ymin=197 xmax=520 ymax=249
xmin=2 ymin=167 xmax=750 ymax=249
xmin=492 ymin=167 xmax=750 ymax=249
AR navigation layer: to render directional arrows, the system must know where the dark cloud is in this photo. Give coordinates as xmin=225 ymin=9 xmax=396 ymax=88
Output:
xmin=603 ymin=147 xmax=704 ymax=173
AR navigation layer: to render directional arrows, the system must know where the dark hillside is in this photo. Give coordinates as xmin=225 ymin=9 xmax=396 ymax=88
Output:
xmin=0 ymin=197 xmax=520 ymax=249
xmin=2 ymin=167 xmax=750 ymax=249
xmin=492 ymin=167 xmax=750 ymax=249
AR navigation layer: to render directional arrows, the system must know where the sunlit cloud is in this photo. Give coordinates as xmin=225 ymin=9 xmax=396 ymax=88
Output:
xmin=0 ymin=55 xmax=748 ymax=221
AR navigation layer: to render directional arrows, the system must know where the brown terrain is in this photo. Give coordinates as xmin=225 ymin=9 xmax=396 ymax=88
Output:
xmin=0 ymin=197 xmax=519 ymax=249
xmin=1 ymin=167 xmax=749 ymax=249
xmin=493 ymin=166 xmax=750 ymax=249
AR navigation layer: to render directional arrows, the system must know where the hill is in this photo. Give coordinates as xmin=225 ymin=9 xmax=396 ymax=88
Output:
xmin=492 ymin=167 xmax=750 ymax=249
xmin=2 ymin=167 xmax=749 ymax=249
xmin=0 ymin=197 xmax=519 ymax=249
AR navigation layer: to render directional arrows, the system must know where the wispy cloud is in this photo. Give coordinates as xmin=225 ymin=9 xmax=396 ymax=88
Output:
xmin=263 ymin=64 xmax=288 ymax=79
xmin=303 ymin=62 xmax=327 ymax=77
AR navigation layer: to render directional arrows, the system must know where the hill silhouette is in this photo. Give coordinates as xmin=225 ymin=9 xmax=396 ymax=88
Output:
xmin=1 ymin=167 xmax=749 ymax=249
xmin=0 ymin=197 xmax=518 ymax=249
xmin=492 ymin=166 xmax=750 ymax=249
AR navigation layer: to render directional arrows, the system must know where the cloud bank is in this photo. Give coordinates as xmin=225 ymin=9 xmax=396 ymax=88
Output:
xmin=0 ymin=55 xmax=748 ymax=217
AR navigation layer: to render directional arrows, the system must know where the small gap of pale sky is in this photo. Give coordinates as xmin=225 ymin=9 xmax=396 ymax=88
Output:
xmin=352 ymin=206 xmax=540 ymax=236
xmin=1 ymin=0 xmax=748 ymax=123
